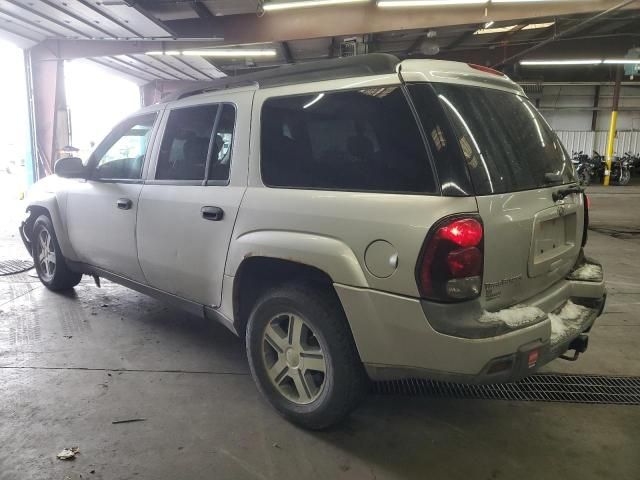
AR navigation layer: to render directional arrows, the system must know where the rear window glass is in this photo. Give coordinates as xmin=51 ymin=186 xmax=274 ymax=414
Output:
xmin=260 ymin=87 xmax=436 ymax=194
xmin=424 ymin=83 xmax=575 ymax=195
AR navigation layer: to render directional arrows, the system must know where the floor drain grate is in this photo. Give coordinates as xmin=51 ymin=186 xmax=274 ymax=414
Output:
xmin=0 ymin=259 xmax=34 ymax=276
xmin=373 ymin=374 xmax=640 ymax=405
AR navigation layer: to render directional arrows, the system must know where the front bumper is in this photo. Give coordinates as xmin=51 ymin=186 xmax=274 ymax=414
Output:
xmin=335 ymin=262 xmax=606 ymax=384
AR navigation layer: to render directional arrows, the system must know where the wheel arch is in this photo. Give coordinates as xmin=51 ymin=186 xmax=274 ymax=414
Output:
xmin=23 ymin=197 xmax=78 ymax=260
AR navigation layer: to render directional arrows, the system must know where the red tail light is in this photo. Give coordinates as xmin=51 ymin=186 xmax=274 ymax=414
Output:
xmin=585 ymin=193 xmax=591 ymax=210
xmin=417 ymin=216 xmax=484 ymax=302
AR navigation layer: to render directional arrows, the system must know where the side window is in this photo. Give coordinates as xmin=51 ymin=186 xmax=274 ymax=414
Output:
xmin=260 ymin=87 xmax=436 ymax=194
xmin=94 ymin=113 xmax=156 ymax=180
xmin=155 ymin=104 xmax=235 ymax=182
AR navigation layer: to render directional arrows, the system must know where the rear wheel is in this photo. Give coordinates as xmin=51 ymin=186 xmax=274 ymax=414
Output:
xmin=246 ymin=283 xmax=367 ymax=430
xmin=32 ymin=215 xmax=82 ymax=291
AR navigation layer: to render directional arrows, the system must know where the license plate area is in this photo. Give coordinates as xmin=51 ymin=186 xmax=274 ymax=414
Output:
xmin=529 ymin=204 xmax=579 ymax=278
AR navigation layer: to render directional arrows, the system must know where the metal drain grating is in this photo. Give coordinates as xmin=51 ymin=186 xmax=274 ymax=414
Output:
xmin=0 ymin=259 xmax=34 ymax=276
xmin=373 ymin=374 xmax=640 ymax=405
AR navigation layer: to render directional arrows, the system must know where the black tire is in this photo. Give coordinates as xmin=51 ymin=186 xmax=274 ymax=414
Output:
xmin=246 ymin=282 xmax=368 ymax=430
xmin=32 ymin=215 xmax=82 ymax=291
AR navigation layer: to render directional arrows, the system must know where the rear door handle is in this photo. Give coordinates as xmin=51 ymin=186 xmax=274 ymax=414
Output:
xmin=117 ymin=198 xmax=132 ymax=210
xmin=201 ymin=206 xmax=224 ymax=221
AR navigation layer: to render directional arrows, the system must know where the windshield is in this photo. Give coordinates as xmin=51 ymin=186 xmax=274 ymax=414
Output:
xmin=411 ymin=83 xmax=575 ymax=196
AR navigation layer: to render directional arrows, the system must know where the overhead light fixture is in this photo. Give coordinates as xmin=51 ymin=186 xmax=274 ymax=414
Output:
xmin=603 ymin=59 xmax=640 ymax=64
xmin=264 ymin=0 xmax=368 ymax=10
xmin=492 ymin=0 xmax=563 ymax=2
xmin=182 ymin=49 xmax=277 ymax=57
xmin=475 ymin=24 xmax=516 ymax=35
xmin=520 ymin=59 xmax=603 ymax=66
xmin=522 ymin=21 xmax=555 ymax=30
xmin=378 ymin=0 xmax=486 ymax=7
xmin=475 ymin=21 xmax=554 ymax=35
xmin=484 ymin=21 xmax=495 ymax=28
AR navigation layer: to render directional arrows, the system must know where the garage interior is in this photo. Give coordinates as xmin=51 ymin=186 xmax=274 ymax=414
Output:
xmin=1 ymin=1 xmax=639 ymax=479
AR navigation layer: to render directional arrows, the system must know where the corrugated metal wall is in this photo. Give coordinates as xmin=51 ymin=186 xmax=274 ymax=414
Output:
xmin=556 ymin=131 xmax=640 ymax=156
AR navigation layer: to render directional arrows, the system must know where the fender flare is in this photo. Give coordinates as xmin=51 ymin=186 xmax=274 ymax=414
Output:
xmin=25 ymin=193 xmax=79 ymax=261
xmin=226 ymin=230 xmax=369 ymax=288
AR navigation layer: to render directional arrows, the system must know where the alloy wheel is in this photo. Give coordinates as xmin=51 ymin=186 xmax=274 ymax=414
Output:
xmin=261 ymin=313 xmax=327 ymax=405
xmin=36 ymin=228 xmax=56 ymax=282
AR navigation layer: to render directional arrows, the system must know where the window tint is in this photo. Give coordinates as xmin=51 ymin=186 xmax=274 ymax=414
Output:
xmin=156 ymin=104 xmax=235 ymax=181
xmin=261 ymin=87 xmax=436 ymax=193
xmin=93 ymin=113 xmax=156 ymax=180
xmin=427 ymin=83 xmax=575 ymax=195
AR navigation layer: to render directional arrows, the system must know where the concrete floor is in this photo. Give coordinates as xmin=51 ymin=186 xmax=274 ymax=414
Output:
xmin=1 ymin=172 xmax=639 ymax=480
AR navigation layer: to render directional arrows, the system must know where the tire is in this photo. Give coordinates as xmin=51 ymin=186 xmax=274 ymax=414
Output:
xmin=32 ymin=215 xmax=82 ymax=291
xmin=246 ymin=283 xmax=368 ymax=430
xmin=618 ymin=168 xmax=631 ymax=186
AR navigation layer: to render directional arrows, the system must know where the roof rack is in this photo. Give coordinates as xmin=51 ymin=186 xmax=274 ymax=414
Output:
xmin=165 ymin=53 xmax=400 ymax=102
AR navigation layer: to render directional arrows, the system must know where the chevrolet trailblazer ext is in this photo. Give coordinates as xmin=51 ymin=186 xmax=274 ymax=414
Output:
xmin=21 ymin=54 xmax=605 ymax=429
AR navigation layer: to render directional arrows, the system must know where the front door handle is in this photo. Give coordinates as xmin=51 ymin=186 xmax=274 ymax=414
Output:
xmin=201 ymin=206 xmax=224 ymax=221
xmin=117 ymin=198 xmax=133 ymax=210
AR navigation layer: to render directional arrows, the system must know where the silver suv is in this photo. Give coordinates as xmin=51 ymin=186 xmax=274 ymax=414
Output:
xmin=20 ymin=54 xmax=606 ymax=429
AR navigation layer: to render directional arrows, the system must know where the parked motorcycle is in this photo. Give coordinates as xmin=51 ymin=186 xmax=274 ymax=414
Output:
xmin=592 ymin=150 xmax=632 ymax=186
xmin=571 ymin=150 xmax=595 ymax=185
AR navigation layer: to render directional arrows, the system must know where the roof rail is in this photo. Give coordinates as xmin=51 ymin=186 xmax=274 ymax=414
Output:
xmin=164 ymin=53 xmax=400 ymax=102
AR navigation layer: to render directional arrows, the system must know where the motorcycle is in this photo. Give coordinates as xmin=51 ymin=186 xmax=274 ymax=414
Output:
xmin=571 ymin=150 xmax=595 ymax=185
xmin=592 ymin=150 xmax=632 ymax=186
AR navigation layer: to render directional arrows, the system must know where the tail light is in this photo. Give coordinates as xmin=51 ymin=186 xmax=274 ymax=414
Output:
xmin=416 ymin=216 xmax=484 ymax=302
xmin=582 ymin=193 xmax=589 ymax=247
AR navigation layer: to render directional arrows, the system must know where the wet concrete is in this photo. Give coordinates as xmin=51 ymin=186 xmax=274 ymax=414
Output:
xmin=1 ymin=173 xmax=639 ymax=480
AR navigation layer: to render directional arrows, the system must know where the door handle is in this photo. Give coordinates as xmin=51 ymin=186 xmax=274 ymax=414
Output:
xmin=201 ymin=206 xmax=224 ymax=221
xmin=117 ymin=198 xmax=133 ymax=210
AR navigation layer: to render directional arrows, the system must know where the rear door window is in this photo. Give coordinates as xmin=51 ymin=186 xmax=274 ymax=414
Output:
xmin=416 ymin=83 xmax=575 ymax=195
xmin=260 ymin=87 xmax=436 ymax=194
xmin=156 ymin=104 xmax=235 ymax=182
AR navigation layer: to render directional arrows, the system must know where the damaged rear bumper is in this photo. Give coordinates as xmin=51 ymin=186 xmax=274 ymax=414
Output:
xmin=336 ymin=259 xmax=606 ymax=384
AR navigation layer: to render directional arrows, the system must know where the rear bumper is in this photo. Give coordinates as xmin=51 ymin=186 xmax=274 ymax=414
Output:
xmin=336 ymin=262 xmax=606 ymax=384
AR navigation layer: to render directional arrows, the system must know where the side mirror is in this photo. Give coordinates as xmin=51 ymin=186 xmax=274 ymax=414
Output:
xmin=54 ymin=157 xmax=86 ymax=178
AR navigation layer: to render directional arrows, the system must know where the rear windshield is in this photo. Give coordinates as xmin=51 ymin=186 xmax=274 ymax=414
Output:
xmin=414 ymin=83 xmax=575 ymax=195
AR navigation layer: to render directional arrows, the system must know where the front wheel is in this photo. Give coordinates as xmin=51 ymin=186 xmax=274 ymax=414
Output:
xmin=246 ymin=283 xmax=367 ymax=430
xmin=32 ymin=215 xmax=82 ymax=291
xmin=618 ymin=168 xmax=631 ymax=186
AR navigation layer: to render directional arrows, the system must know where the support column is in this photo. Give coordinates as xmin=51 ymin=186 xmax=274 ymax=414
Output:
xmin=604 ymin=66 xmax=623 ymax=186
xmin=26 ymin=43 xmax=70 ymax=179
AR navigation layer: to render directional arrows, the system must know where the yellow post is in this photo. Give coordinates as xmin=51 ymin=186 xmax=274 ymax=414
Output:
xmin=603 ymin=111 xmax=618 ymax=186
xmin=604 ymin=65 xmax=623 ymax=186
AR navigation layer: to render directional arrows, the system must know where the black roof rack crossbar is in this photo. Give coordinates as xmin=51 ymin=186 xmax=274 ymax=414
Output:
xmin=166 ymin=53 xmax=400 ymax=102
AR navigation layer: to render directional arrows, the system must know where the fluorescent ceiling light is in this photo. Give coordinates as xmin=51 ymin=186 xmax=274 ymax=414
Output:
xmin=520 ymin=59 xmax=603 ymax=66
xmin=182 ymin=49 xmax=277 ymax=57
xmin=522 ymin=21 xmax=555 ymax=30
xmin=146 ymin=50 xmax=180 ymax=55
xmin=378 ymin=0 xmax=486 ymax=7
xmin=492 ymin=0 xmax=562 ymax=2
xmin=264 ymin=0 xmax=368 ymax=10
xmin=484 ymin=21 xmax=495 ymax=28
xmin=475 ymin=21 xmax=554 ymax=35
xmin=603 ymin=59 xmax=640 ymax=64
xmin=475 ymin=25 xmax=516 ymax=34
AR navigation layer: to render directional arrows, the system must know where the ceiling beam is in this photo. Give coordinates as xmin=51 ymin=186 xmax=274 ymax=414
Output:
xmin=494 ymin=0 xmax=639 ymax=67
